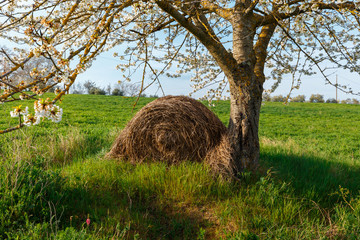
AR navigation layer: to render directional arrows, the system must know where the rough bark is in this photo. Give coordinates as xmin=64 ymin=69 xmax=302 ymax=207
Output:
xmin=228 ymin=73 xmax=263 ymax=172
xmin=224 ymin=10 xmax=263 ymax=172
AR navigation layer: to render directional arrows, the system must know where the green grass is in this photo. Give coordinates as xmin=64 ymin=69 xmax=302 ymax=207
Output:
xmin=0 ymin=94 xmax=359 ymax=239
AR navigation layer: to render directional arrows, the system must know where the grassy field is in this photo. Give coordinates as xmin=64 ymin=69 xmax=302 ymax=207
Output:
xmin=0 ymin=94 xmax=359 ymax=239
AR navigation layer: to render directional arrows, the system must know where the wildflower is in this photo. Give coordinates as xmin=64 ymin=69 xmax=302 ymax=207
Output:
xmin=86 ymin=217 xmax=90 ymax=226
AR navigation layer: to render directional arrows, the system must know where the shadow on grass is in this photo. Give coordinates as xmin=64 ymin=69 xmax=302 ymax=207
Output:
xmin=260 ymin=148 xmax=360 ymax=206
xmin=57 ymin=165 xmax=214 ymax=239
xmin=29 ymin=150 xmax=360 ymax=239
xmin=59 ymin=151 xmax=360 ymax=238
xmin=37 ymin=143 xmax=360 ymax=239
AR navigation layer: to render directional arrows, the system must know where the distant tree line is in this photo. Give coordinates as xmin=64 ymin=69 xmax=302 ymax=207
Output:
xmin=263 ymin=93 xmax=359 ymax=104
xmin=70 ymin=80 xmax=159 ymax=98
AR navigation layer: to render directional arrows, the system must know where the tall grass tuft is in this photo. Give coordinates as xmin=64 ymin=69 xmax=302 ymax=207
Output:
xmin=46 ymin=128 xmax=87 ymax=166
xmin=0 ymin=157 xmax=65 ymax=238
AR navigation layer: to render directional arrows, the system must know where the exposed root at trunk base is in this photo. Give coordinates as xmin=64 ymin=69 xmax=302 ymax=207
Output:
xmin=107 ymin=95 xmax=235 ymax=176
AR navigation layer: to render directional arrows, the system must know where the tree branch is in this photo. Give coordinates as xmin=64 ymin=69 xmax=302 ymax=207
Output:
xmin=254 ymin=23 xmax=276 ymax=83
xmin=276 ymin=19 xmax=358 ymax=96
xmin=259 ymin=1 xmax=360 ymax=26
xmin=0 ymin=123 xmax=24 ymax=134
xmin=244 ymin=0 xmax=259 ymax=15
xmin=155 ymin=0 xmax=239 ymax=79
xmin=199 ymin=1 xmax=233 ymax=20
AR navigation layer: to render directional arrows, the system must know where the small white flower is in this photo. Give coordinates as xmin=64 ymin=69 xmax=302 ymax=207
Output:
xmin=34 ymin=99 xmax=50 ymax=118
xmin=299 ymin=4 xmax=308 ymax=11
xmin=32 ymin=47 xmax=42 ymax=57
xmin=10 ymin=106 xmax=28 ymax=117
xmin=19 ymin=93 xmax=27 ymax=100
xmin=47 ymin=105 xmax=63 ymax=123
xmin=10 ymin=110 xmax=19 ymax=117
xmin=23 ymin=114 xmax=40 ymax=126
xmin=60 ymin=73 xmax=71 ymax=84
xmin=311 ymin=3 xmax=319 ymax=11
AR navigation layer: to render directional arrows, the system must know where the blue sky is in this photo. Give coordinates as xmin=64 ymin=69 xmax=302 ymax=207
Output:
xmin=78 ymin=49 xmax=360 ymax=101
xmin=1 ymin=38 xmax=359 ymax=101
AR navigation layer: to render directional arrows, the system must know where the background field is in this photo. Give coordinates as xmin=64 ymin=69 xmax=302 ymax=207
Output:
xmin=0 ymin=94 xmax=359 ymax=239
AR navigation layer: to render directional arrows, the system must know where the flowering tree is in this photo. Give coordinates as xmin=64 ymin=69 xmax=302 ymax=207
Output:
xmin=1 ymin=0 xmax=360 ymax=173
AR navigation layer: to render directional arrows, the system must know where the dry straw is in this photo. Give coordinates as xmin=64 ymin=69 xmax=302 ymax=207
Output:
xmin=107 ymin=96 xmax=234 ymax=176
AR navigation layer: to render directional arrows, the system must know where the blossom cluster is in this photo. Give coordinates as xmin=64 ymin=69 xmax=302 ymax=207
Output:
xmin=10 ymin=105 xmax=28 ymax=118
xmin=10 ymin=99 xmax=63 ymax=127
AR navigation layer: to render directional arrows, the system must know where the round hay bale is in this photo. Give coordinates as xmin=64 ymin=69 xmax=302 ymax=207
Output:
xmin=107 ymin=95 xmax=233 ymax=174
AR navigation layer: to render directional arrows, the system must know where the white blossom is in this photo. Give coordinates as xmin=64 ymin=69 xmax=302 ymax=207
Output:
xmin=33 ymin=99 xmax=63 ymax=124
xmin=10 ymin=106 xmax=28 ymax=118
xmin=47 ymin=105 xmax=63 ymax=123
xmin=23 ymin=114 xmax=40 ymax=126
xmin=34 ymin=99 xmax=50 ymax=118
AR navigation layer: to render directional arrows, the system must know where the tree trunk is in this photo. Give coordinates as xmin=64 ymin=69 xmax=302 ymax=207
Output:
xmin=228 ymin=74 xmax=263 ymax=173
xmin=154 ymin=1 xmax=273 ymax=174
xmin=227 ymin=12 xmax=264 ymax=173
